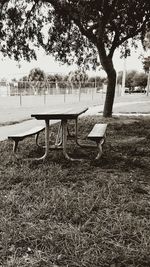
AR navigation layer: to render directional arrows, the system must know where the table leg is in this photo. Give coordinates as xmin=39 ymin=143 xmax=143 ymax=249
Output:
xmin=62 ymin=120 xmax=70 ymax=160
xmin=62 ymin=119 xmax=81 ymax=161
xmin=55 ymin=122 xmax=62 ymax=146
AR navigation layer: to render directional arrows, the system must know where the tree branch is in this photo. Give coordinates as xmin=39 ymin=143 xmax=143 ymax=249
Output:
xmin=109 ymin=32 xmax=119 ymax=58
xmin=42 ymin=0 xmax=98 ymax=44
xmin=101 ymin=0 xmax=119 ymax=30
xmin=117 ymin=19 xmax=148 ymax=47
xmin=26 ymin=1 xmax=39 ymax=21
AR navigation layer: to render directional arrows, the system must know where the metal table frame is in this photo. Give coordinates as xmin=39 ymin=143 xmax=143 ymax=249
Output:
xmin=31 ymin=107 xmax=88 ymax=161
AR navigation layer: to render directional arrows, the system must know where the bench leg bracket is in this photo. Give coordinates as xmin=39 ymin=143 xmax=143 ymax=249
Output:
xmin=95 ymin=138 xmax=105 ymax=160
xmin=95 ymin=142 xmax=103 ymax=160
xmin=13 ymin=139 xmax=19 ymax=153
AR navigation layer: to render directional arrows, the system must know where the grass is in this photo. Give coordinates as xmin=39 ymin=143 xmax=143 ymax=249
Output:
xmin=0 ymin=115 xmax=150 ymax=267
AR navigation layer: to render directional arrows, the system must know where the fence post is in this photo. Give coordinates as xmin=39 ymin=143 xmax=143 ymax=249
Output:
xmin=44 ymin=81 xmax=46 ymax=104
xmin=92 ymin=85 xmax=94 ymax=101
xmin=19 ymin=92 xmax=22 ymax=106
xmin=64 ymin=88 xmax=66 ymax=102
xmin=79 ymin=84 xmax=81 ymax=102
xmin=146 ymin=68 xmax=150 ymax=96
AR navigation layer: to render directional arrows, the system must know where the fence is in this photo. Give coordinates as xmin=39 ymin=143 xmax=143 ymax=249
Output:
xmin=9 ymin=81 xmax=100 ymax=95
xmin=0 ymin=81 xmax=108 ymax=108
xmin=0 ymin=80 xmax=124 ymax=110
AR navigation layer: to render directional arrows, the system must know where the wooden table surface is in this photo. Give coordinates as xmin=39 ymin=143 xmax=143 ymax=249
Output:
xmin=31 ymin=107 xmax=88 ymax=120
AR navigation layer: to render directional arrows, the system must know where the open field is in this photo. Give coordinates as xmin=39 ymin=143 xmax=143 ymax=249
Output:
xmin=0 ymin=91 xmax=104 ymax=124
xmin=0 ymin=93 xmax=150 ymax=125
xmin=0 ymin=115 xmax=150 ymax=266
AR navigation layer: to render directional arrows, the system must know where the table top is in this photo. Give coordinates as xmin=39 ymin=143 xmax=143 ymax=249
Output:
xmin=31 ymin=107 xmax=88 ymax=120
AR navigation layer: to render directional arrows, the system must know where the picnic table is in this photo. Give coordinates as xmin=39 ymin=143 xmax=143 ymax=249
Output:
xmin=31 ymin=107 xmax=88 ymax=161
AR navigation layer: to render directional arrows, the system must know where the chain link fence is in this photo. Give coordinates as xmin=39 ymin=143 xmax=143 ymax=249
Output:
xmin=0 ymin=80 xmax=110 ymax=108
xmin=0 ymin=80 xmax=123 ymax=109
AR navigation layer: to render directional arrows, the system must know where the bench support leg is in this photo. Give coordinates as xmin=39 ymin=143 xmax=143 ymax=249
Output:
xmin=95 ymin=142 xmax=103 ymax=160
xmin=35 ymin=132 xmax=40 ymax=147
xmin=95 ymin=138 xmax=105 ymax=160
xmin=75 ymin=119 xmax=97 ymax=148
xmin=61 ymin=120 xmax=82 ymax=161
xmin=13 ymin=140 xmax=19 ymax=153
xmin=32 ymin=120 xmax=50 ymax=161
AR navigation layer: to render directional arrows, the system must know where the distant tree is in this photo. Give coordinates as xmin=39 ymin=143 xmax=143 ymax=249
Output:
xmin=47 ymin=74 xmax=56 ymax=82
xmin=143 ymin=31 xmax=150 ymax=49
xmin=11 ymin=78 xmax=17 ymax=82
xmin=142 ymin=56 xmax=150 ymax=73
xmin=0 ymin=77 xmax=7 ymax=82
xmin=28 ymin=68 xmax=45 ymax=94
xmin=54 ymin=74 xmax=64 ymax=82
xmin=133 ymin=72 xmax=147 ymax=89
xmin=89 ymin=76 xmax=105 ymax=88
xmin=0 ymin=1 xmax=150 ymax=116
xmin=28 ymin=68 xmax=45 ymax=82
xmin=68 ymin=69 xmax=88 ymax=89
xmin=18 ymin=75 xmax=30 ymax=92
xmin=118 ymin=70 xmax=148 ymax=91
xmin=21 ymin=76 xmax=28 ymax=82
xmin=46 ymin=73 xmax=67 ymax=89
xmin=125 ymin=70 xmax=137 ymax=91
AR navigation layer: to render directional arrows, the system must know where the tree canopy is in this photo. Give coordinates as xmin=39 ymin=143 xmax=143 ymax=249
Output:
xmin=0 ymin=0 xmax=150 ymax=116
xmin=28 ymin=68 xmax=45 ymax=82
xmin=133 ymin=72 xmax=147 ymax=89
xmin=117 ymin=70 xmax=147 ymax=90
xmin=142 ymin=56 xmax=150 ymax=73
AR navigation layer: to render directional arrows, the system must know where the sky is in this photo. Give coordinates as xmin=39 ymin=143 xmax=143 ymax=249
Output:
xmin=0 ymin=44 xmax=148 ymax=81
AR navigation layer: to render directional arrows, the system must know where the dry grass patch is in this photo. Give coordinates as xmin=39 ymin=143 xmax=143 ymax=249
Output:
xmin=0 ymin=116 xmax=150 ymax=267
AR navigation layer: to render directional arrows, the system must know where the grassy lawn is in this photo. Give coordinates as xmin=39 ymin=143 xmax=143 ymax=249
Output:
xmin=0 ymin=115 xmax=150 ymax=267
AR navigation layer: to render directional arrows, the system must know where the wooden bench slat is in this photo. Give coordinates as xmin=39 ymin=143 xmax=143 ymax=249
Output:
xmin=88 ymin=123 xmax=107 ymax=138
xmin=8 ymin=126 xmax=45 ymax=139
xmin=87 ymin=123 xmax=107 ymax=160
xmin=8 ymin=122 xmax=45 ymax=153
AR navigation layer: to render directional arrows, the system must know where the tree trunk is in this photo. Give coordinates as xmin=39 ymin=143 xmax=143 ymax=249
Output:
xmin=98 ymin=47 xmax=116 ymax=117
xmin=103 ymin=68 xmax=116 ymax=117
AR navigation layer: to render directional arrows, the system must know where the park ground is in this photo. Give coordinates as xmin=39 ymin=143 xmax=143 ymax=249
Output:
xmin=0 ymin=93 xmax=150 ymax=141
xmin=0 ymin=94 xmax=150 ymax=266
xmin=0 ymin=93 xmax=150 ymax=125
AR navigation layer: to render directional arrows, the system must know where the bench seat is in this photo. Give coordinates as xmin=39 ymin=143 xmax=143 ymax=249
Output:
xmin=88 ymin=123 xmax=107 ymax=159
xmin=8 ymin=125 xmax=45 ymax=153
